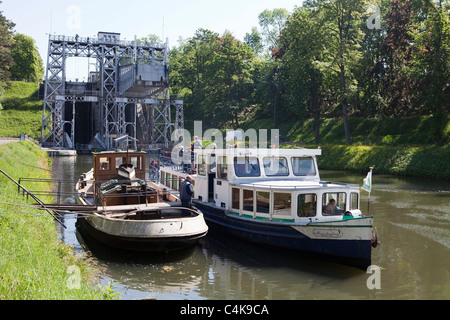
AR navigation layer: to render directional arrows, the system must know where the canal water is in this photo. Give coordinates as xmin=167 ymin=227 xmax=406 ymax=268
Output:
xmin=51 ymin=155 xmax=450 ymax=300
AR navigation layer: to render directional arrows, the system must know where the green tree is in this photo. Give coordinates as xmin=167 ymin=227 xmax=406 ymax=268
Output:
xmin=356 ymin=0 xmax=392 ymax=118
xmin=0 ymin=1 xmax=14 ymax=84
xmin=209 ymin=32 xmax=256 ymax=128
xmin=306 ymin=0 xmax=368 ymax=144
xmin=138 ymin=33 xmax=162 ymax=45
xmin=258 ymin=8 xmax=290 ymax=50
xmin=244 ymin=27 xmax=264 ymax=55
xmin=254 ymin=9 xmax=290 ymax=129
xmin=281 ymin=6 xmax=325 ymax=143
xmin=411 ymin=0 xmax=450 ymax=144
xmin=377 ymin=0 xmax=417 ymax=116
xmin=171 ymin=29 xmax=219 ymax=126
xmin=10 ymin=33 xmax=44 ymax=81
xmin=170 ymin=29 xmax=257 ymax=129
xmin=0 ymin=1 xmax=15 ymax=110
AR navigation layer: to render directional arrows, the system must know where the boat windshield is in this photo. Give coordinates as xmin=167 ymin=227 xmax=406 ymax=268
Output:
xmin=291 ymin=157 xmax=316 ymax=176
xmin=234 ymin=157 xmax=261 ymax=177
xmin=263 ymin=157 xmax=289 ymax=176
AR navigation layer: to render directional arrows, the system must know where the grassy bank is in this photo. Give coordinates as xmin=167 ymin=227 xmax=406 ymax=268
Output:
xmin=0 ymin=81 xmax=43 ymax=138
xmin=307 ymin=144 xmax=450 ymax=180
xmin=243 ymin=115 xmax=450 ymax=147
xmin=0 ymin=141 xmax=111 ymax=300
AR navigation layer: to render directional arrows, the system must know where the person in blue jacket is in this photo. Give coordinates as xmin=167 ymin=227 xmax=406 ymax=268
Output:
xmin=180 ymin=175 xmax=194 ymax=216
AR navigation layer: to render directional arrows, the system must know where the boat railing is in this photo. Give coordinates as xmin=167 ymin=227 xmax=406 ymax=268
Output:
xmin=319 ymin=181 xmax=361 ymax=188
xmin=16 ymin=176 xmax=178 ymax=205
xmin=229 ymin=180 xmax=361 ymax=191
xmin=108 ymin=206 xmax=201 ymax=220
xmin=17 ymin=177 xmax=80 ymax=205
xmin=231 ymin=183 xmax=313 ymax=190
xmin=147 ymin=167 xmax=160 ymax=182
xmin=14 ymin=176 xmax=186 ymax=214
xmin=160 ymin=150 xmax=197 ymax=174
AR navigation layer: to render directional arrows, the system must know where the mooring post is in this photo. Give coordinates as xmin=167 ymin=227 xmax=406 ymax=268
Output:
xmin=57 ymin=180 xmax=61 ymax=206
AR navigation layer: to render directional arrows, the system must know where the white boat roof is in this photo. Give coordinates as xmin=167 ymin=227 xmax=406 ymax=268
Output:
xmin=236 ymin=180 xmax=359 ymax=191
xmin=239 ymin=180 xmax=319 ymax=190
xmin=195 ymin=147 xmax=322 ymax=157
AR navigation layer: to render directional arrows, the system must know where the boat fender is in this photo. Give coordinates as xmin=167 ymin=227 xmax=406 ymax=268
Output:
xmin=371 ymin=227 xmax=379 ymax=248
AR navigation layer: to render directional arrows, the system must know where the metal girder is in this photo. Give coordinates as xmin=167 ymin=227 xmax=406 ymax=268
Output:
xmin=41 ymin=38 xmax=67 ymax=148
xmin=149 ymin=88 xmax=171 ymax=147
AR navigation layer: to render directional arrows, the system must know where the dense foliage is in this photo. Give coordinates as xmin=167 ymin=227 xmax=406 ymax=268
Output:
xmin=0 ymin=1 xmax=14 ymax=85
xmin=0 ymin=2 xmax=44 ymax=109
xmin=170 ymin=0 xmax=449 ymax=145
xmin=10 ymin=33 xmax=44 ymax=82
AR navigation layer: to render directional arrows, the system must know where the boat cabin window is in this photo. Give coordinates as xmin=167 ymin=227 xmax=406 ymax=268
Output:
xmin=198 ymin=155 xmax=206 ymax=176
xmin=234 ymin=157 xmax=261 ymax=177
xmin=273 ymin=193 xmax=291 ymax=216
xmin=232 ymin=187 xmax=240 ymax=210
xmin=99 ymin=157 xmax=110 ymax=170
xmin=210 ymin=154 xmax=216 ymax=172
xmin=217 ymin=156 xmax=228 ymax=179
xmin=115 ymin=157 xmax=124 ymax=168
xmin=130 ymin=156 xmax=142 ymax=170
xmin=297 ymin=194 xmax=317 ymax=217
xmin=256 ymin=191 xmax=270 ymax=213
xmin=243 ymin=189 xmax=254 ymax=212
xmin=291 ymin=157 xmax=316 ymax=176
xmin=350 ymin=192 xmax=359 ymax=210
xmin=263 ymin=157 xmax=289 ymax=176
xmin=172 ymin=176 xmax=179 ymax=190
xmin=322 ymin=192 xmax=346 ymax=216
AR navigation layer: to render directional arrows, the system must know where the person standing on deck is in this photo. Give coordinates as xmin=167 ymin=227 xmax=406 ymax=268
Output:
xmin=180 ymin=175 xmax=194 ymax=216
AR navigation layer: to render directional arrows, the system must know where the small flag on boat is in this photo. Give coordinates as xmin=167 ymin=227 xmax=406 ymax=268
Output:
xmin=361 ymin=168 xmax=373 ymax=193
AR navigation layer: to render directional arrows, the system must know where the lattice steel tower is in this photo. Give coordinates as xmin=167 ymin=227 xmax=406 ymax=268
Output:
xmin=40 ymin=32 xmax=184 ymax=150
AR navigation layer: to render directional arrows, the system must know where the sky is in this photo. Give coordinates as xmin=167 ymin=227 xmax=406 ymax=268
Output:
xmin=2 ymin=0 xmax=303 ymax=80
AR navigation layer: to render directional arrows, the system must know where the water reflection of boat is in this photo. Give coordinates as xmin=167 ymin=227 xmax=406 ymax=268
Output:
xmin=76 ymin=150 xmax=208 ymax=253
xmin=198 ymin=232 xmax=365 ymax=300
xmin=75 ymin=226 xmax=209 ymax=300
xmin=160 ymin=148 xmax=377 ymax=269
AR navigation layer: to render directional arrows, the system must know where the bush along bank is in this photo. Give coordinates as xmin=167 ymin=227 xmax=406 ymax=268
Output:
xmin=0 ymin=141 xmax=115 ymax=300
xmin=311 ymin=144 xmax=450 ymax=180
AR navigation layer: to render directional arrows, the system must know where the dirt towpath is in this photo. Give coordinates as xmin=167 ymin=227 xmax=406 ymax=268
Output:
xmin=0 ymin=138 xmax=20 ymax=146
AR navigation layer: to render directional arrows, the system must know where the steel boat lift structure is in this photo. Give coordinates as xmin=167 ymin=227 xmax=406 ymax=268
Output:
xmin=40 ymin=32 xmax=184 ymax=151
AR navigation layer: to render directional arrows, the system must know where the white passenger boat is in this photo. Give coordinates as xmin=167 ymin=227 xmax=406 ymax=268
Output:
xmin=76 ymin=150 xmax=208 ymax=252
xmin=159 ymin=147 xmax=378 ymax=268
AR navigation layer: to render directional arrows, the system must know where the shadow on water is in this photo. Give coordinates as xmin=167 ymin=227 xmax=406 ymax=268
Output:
xmin=198 ymin=230 xmax=372 ymax=300
xmin=200 ymin=228 xmax=362 ymax=278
